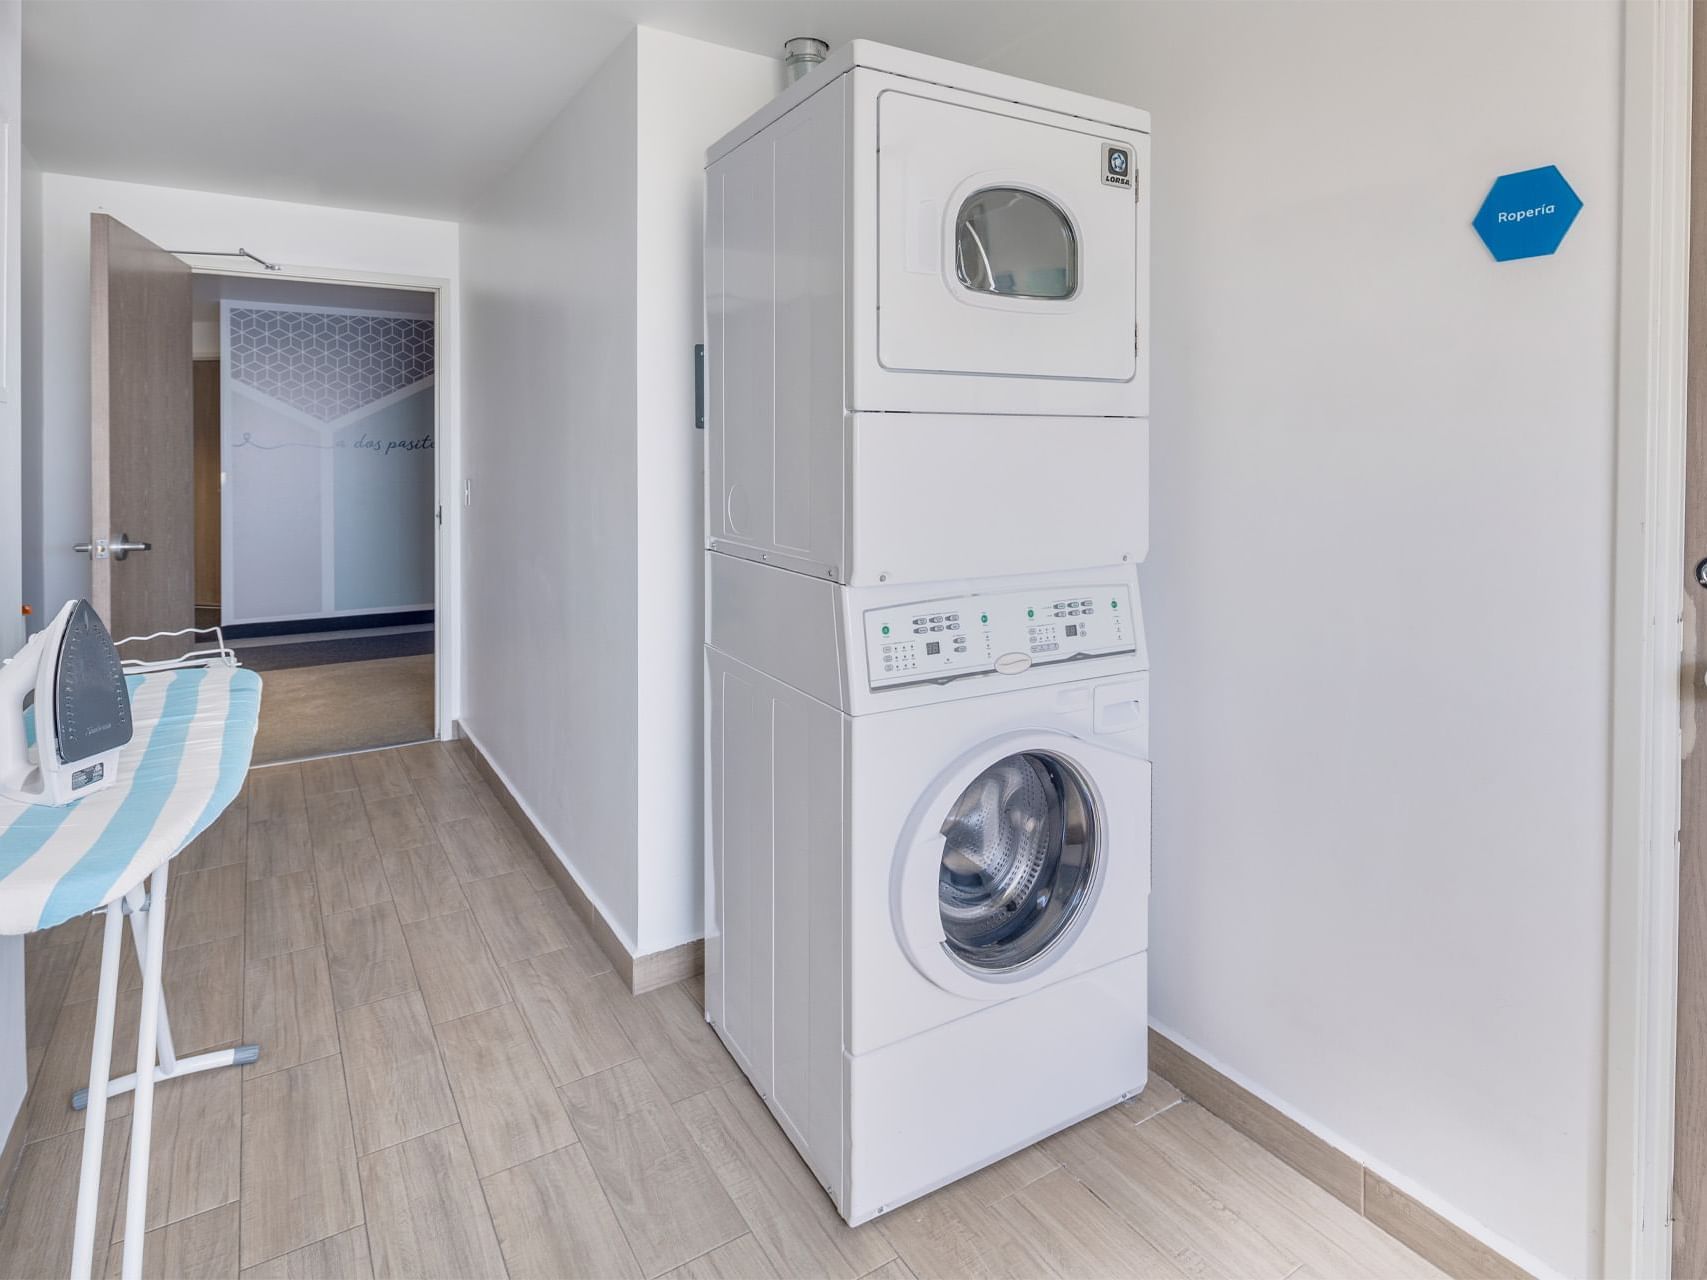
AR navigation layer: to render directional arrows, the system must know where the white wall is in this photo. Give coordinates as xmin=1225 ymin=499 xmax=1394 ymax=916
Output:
xmin=634 ymin=30 xmax=780 ymax=950
xmin=19 ymin=144 xmax=38 ymax=626
xmin=977 ymin=4 xmax=1619 ymax=1275
xmin=0 ymin=0 xmax=25 ymax=1166
xmin=0 ymin=0 xmax=20 ymax=662
xmin=461 ymin=33 xmax=644 ymax=946
xmin=461 ymin=28 xmax=776 ymax=956
xmin=23 ymin=172 xmax=459 ymax=626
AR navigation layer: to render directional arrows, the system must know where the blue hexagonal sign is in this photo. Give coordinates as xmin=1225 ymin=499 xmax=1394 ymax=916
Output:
xmin=1472 ymin=165 xmax=1583 ymax=262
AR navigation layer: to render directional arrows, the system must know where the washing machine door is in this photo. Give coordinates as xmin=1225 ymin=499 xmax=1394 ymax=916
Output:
xmin=877 ymin=88 xmax=1144 ymax=386
xmin=892 ymin=730 xmax=1145 ymax=1002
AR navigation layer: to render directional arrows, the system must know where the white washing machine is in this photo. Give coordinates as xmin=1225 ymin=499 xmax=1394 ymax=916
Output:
xmin=704 ymin=41 xmax=1152 ymax=586
xmin=705 ymin=553 xmax=1151 ymax=1223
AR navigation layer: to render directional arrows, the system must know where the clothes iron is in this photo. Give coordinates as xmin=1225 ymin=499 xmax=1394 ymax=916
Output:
xmin=0 ymin=599 xmax=133 ymax=805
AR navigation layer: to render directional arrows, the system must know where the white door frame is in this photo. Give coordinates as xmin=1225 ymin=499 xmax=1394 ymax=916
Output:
xmin=188 ymin=260 xmax=460 ymax=741
xmin=1604 ymin=2 xmax=1692 ymax=1275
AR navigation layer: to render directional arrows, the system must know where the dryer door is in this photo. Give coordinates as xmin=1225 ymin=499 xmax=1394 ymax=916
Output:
xmin=877 ymin=89 xmax=1143 ymax=385
xmin=892 ymin=730 xmax=1147 ymax=1002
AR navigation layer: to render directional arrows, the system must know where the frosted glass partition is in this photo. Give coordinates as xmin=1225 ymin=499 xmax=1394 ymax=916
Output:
xmin=220 ymin=301 xmax=435 ymax=625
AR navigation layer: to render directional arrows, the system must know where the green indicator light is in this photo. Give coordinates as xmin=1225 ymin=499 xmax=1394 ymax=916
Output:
xmin=1111 ymin=599 xmax=1119 ymax=609
xmin=1027 ymin=608 xmax=1035 ymax=618
xmin=881 ymin=625 xmax=890 ymax=635
xmin=980 ymin=612 xmax=988 ymax=623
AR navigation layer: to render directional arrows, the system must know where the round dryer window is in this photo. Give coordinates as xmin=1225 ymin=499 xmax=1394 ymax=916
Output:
xmin=937 ymin=751 xmax=1098 ymax=973
xmin=954 ymin=188 xmax=1078 ymax=300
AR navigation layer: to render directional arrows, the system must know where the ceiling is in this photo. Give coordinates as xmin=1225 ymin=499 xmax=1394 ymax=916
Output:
xmin=24 ymin=0 xmax=1069 ymax=220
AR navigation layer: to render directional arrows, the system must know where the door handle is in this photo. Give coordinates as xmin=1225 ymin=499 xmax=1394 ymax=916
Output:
xmin=73 ymin=534 xmax=151 ymax=562
xmin=108 ymin=534 xmax=150 ymax=561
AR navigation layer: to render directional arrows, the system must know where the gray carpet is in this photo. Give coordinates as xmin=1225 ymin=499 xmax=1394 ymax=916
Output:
xmin=251 ymin=654 xmax=435 ymax=764
xmin=238 ymin=629 xmax=434 ymax=671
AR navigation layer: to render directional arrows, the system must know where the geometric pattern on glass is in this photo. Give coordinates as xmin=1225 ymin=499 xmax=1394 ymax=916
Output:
xmin=228 ymin=308 xmax=435 ymax=422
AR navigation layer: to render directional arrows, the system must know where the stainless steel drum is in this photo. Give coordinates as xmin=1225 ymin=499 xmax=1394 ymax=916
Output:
xmin=937 ymin=751 xmax=1098 ymax=972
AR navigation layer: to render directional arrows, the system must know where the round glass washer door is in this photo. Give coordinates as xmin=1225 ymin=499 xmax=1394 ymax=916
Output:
xmin=936 ymin=751 xmax=1098 ymax=974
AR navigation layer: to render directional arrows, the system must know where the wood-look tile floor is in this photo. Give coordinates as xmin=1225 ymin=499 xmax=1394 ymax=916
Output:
xmin=0 ymin=742 xmax=1446 ymax=1280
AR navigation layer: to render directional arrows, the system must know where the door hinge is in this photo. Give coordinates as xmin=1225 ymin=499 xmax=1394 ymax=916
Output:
xmin=435 ymin=504 xmax=443 ymax=527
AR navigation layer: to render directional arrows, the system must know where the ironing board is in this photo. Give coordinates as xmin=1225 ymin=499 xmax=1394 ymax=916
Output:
xmin=0 ymin=662 xmax=261 ymax=1280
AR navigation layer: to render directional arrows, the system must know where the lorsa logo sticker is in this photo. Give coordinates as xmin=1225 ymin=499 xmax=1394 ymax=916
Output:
xmin=1102 ymin=143 xmax=1132 ymax=190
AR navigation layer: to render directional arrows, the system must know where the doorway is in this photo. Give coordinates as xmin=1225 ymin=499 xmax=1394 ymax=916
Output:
xmin=187 ymin=273 xmax=439 ymax=763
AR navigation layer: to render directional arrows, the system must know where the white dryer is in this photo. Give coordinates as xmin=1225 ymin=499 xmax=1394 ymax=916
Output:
xmin=704 ymin=41 xmax=1152 ymax=587
xmin=705 ymin=553 xmax=1151 ymax=1224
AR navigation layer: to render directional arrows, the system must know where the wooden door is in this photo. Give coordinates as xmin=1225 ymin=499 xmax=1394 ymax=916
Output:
xmin=1679 ymin=10 xmax=1707 ymax=1275
xmin=87 ymin=214 xmax=193 ymax=662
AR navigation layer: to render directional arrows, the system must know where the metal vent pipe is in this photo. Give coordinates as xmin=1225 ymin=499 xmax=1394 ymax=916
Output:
xmin=783 ymin=37 xmax=829 ymax=82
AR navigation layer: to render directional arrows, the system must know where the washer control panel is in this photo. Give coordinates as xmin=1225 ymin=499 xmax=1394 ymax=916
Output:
xmin=864 ymin=584 xmax=1135 ymax=689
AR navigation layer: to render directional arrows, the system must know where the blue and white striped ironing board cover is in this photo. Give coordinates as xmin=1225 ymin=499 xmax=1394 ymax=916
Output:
xmin=0 ymin=664 xmax=261 ymax=935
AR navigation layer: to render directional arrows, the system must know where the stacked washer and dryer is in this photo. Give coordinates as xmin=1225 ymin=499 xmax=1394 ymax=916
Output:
xmin=703 ymin=41 xmax=1152 ymax=1225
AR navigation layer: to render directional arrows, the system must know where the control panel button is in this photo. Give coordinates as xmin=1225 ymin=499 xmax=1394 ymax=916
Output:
xmin=864 ymin=584 xmax=1136 ymax=690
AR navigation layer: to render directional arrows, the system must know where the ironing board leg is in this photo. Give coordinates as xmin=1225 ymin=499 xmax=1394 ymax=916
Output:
xmin=120 ymin=865 xmax=169 ymax=1280
xmin=126 ymin=896 xmax=176 ymax=1073
xmin=70 ymin=1045 xmax=261 ymax=1111
xmin=68 ymin=882 xmax=260 ymax=1112
xmin=64 ymin=873 xmax=263 ymax=1278
xmin=68 ymin=902 xmax=124 ymax=1280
